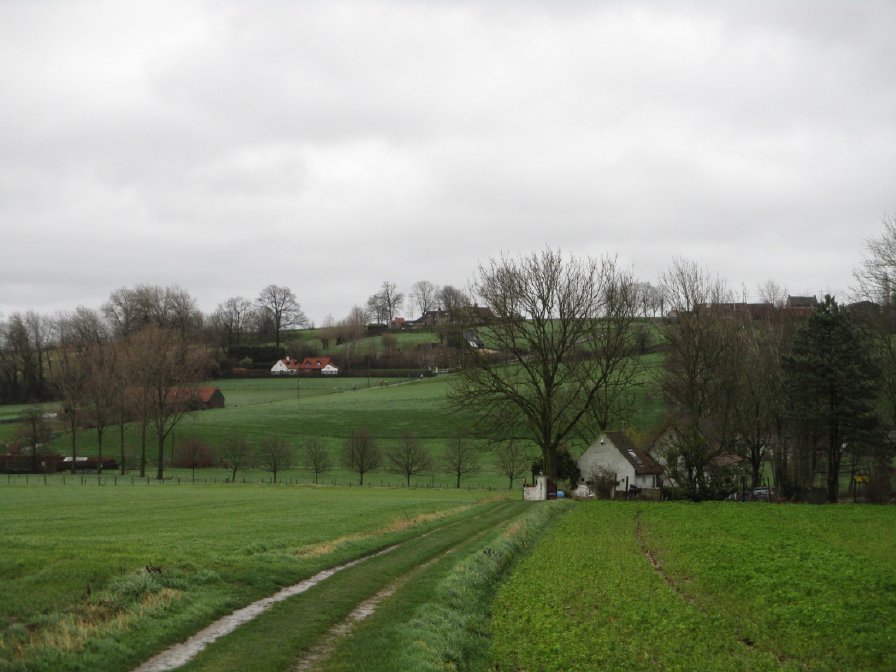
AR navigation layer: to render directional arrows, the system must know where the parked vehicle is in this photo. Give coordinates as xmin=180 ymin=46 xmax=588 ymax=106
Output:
xmin=751 ymin=487 xmax=770 ymax=501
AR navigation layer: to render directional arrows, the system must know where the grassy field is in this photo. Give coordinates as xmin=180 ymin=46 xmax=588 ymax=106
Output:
xmin=0 ymin=483 xmax=505 ymax=671
xmin=20 ymin=376 xmax=520 ymax=489
xmin=6 ymin=372 xmax=662 ymax=490
xmin=7 ymin=358 xmax=667 ymax=489
xmin=489 ymin=501 xmax=896 ymax=671
xmin=4 ymin=481 xmax=895 ymax=671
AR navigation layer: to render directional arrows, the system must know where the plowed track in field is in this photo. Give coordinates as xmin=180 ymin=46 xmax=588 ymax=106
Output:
xmin=133 ymin=500 xmax=527 ymax=672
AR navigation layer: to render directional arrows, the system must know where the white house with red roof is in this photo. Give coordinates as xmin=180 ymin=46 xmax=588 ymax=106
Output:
xmin=272 ymin=356 xmax=339 ymax=375
xmin=270 ymin=356 xmax=301 ymax=375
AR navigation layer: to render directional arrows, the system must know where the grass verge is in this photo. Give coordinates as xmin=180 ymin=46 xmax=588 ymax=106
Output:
xmin=371 ymin=500 xmax=575 ymax=672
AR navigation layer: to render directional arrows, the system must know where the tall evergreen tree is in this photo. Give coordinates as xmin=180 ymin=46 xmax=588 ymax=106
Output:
xmin=784 ymin=296 xmax=880 ymax=502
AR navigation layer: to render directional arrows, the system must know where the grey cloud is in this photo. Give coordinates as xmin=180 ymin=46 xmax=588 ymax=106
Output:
xmin=2 ymin=0 xmax=895 ymax=322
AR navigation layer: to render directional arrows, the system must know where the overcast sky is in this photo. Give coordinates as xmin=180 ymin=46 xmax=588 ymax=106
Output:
xmin=2 ymin=0 xmax=895 ymax=324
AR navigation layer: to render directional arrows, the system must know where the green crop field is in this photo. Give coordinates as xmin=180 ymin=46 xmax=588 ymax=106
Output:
xmin=489 ymin=501 xmax=896 ymax=672
xmin=0 ymin=483 xmax=509 ymax=671
xmin=4 ymin=481 xmax=895 ymax=672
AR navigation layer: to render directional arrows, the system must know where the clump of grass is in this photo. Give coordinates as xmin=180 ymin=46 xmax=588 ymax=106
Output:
xmin=104 ymin=572 xmax=166 ymax=610
xmin=392 ymin=501 xmax=573 ymax=671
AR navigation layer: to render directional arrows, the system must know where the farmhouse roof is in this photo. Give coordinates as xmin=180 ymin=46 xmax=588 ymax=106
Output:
xmin=193 ymin=387 xmax=223 ymax=404
xmin=603 ymin=431 xmax=665 ymax=475
xmin=300 ymin=356 xmax=331 ymax=369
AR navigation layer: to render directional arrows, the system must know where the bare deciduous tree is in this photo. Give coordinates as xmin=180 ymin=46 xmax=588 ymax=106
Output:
xmin=303 ymin=438 xmax=332 ymax=484
xmin=495 ymin=440 xmax=531 ymax=489
xmin=853 ymin=212 xmax=896 ymax=429
xmin=4 ymin=311 xmax=53 ymax=402
xmin=409 ymin=280 xmax=439 ymax=318
xmin=256 ymin=437 xmax=295 ymax=484
xmin=452 ymin=249 xmax=643 ymax=480
xmin=584 ymin=265 xmax=645 ymax=433
xmin=103 ymin=285 xmax=202 ymax=338
xmin=256 ymin=285 xmax=307 ymax=348
xmin=339 ymin=306 xmax=369 ymax=371
xmin=210 ymin=296 xmax=255 ymax=347
xmin=174 ymin=436 xmax=214 ymax=480
xmin=367 ymin=281 xmax=404 ymax=325
xmin=17 ymin=406 xmax=51 ymax=472
xmin=854 ymin=212 xmax=896 ymax=306
xmin=220 ymin=433 xmax=253 ymax=483
xmin=341 ymin=428 xmax=380 ymax=485
xmin=728 ymin=314 xmax=788 ymax=487
xmin=129 ymin=326 xmax=204 ymax=480
xmin=386 ymin=434 xmax=432 ymax=486
xmin=441 ymin=432 xmax=480 ymax=488
xmin=757 ymin=280 xmax=789 ymax=309
xmin=53 ymin=320 xmax=88 ymax=473
xmin=659 ymin=257 xmax=738 ymax=498
xmin=82 ymin=340 xmax=117 ymax=472
xmin=438 ymin=285 xmax=471 ymax=324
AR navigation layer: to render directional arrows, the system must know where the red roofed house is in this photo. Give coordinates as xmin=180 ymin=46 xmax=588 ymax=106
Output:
xmin=299 ymin=356 xmax=332 ymax=372
xmin=271 ymin=356 xmax=301 ymax=375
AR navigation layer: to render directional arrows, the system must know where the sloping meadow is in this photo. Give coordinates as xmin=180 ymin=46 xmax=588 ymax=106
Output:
xmin=489 ymin=502 xmax=896 ymax=672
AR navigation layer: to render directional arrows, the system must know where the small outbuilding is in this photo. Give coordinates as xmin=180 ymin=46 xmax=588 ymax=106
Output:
xmin=523 ymin=475 xmax=558 ymax=501
xmin=193 ymin=387 xmax=226 ymax=410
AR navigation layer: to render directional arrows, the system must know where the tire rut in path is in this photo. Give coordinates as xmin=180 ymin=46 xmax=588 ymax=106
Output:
xmin=131 ymin=506 xmax=508 ymax=672
xmin=291 ymin=504 xmax=517 ymax=671
xmin=131 ymin=546 xmax=400 ymax=672
xmin=291 ymin=551 xmax=445 ymax=672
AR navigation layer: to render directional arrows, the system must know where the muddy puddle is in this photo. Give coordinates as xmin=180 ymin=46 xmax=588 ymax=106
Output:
xmin=132 ymin=545 xmax=398 ymax=672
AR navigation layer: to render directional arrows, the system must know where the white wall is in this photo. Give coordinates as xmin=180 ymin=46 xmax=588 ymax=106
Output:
xmin=578 ymin=438 xmax=635 ymax=491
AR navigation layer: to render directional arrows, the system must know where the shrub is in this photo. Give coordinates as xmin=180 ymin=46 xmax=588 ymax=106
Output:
xmin=173 ymin=437 xmax=215 ymax=469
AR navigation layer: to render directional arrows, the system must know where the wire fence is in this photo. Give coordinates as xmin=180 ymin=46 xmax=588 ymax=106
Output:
xmin=1 ymin=472 xmax=500 ymax=490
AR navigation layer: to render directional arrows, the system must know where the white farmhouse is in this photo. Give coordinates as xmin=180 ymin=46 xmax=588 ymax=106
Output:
xmin=321 ymin=363 xmax=339 ymax=375
xmin=577 ymin=431 xmax=664 ymax=498
xmin=270 ymin=356 xmax=300 ymax=375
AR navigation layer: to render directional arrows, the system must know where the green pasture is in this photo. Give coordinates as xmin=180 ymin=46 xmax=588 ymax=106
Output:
xmin=25 ymin=376 xmax=505 ymax=488
xmin=18 ymin=376 xmax=537 ymax=489
xmin=489 ymin=502 xmax=896 ymax=672
xmin=4 ymin=351 xmax=669 ymax=488
xmin=0 ymin=484 xmax=497 ymax=671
